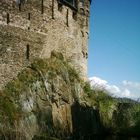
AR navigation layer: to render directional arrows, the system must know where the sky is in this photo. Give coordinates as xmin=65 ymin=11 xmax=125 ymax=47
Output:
xmin=88 ymin=0 xmax=140 ymax=99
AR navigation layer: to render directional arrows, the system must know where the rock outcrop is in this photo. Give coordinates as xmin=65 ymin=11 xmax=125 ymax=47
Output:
xmin=0 ymin=51 xmax=101 ymax=140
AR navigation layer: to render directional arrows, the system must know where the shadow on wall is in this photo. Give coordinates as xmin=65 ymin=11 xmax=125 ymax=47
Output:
xmin=71 ymin=101 xmax=140 ymax=140
xmin=71 ymin=102 xmax=102 ymax=140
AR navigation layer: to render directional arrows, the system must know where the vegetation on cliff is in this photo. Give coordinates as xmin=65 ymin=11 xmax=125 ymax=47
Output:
xmin=0 ymin=51 xmax=85 ymax=140
xmin=0 ymin=51 xmax=140 ymax=140
xmin=84 ymin=82 xmax=140 ymax=136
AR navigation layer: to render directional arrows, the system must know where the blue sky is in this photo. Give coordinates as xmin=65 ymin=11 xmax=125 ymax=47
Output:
xmin=88 ymin=0 xmax=140 ymax=98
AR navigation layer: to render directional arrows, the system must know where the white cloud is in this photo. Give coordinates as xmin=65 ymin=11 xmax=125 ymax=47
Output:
xmin=121 ymin=89 xmax=131 ymax=97
xmin=89 ymin=77 xmax=107 ymax=89
xmin=89 ymin=77 xmax=139 ymax=99
xmin=123 ymin=80 xmax=140 ymax=90
xmin=106 ymin=85 xmax=121 ymax=94
xmin=122 ymin=80 xmax=140 ymax=99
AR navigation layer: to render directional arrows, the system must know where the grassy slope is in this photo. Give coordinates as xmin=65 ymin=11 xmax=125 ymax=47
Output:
xmin=84 ymin=82 xmax=140 ymax=136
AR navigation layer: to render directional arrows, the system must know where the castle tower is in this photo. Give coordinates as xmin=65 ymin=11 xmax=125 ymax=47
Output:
xmin=0 ymin=0 xmax=91 ymax=89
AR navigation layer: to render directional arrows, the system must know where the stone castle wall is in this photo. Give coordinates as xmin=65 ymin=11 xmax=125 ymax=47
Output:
xmin=0 ymin=0 xmax=90 ymax=89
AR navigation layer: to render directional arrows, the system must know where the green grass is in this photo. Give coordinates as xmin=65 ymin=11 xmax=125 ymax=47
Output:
xmin=83 ymin=84 xmax=140 ymax=135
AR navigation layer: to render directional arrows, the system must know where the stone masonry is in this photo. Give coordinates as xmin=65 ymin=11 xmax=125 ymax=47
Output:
xmin=0 ymin=0 xmax=90 ymax=89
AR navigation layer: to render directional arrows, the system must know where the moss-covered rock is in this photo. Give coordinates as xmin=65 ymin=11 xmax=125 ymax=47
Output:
xmin=0 ymin=51 xmax=94 ymax=140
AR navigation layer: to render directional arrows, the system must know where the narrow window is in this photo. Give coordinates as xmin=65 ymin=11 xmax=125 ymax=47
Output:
xmin=66 ymin=9 xmax=69 ymax=26
xmin=86 ymin=52 xmax=88 ymax=59
xmin=86 ymin=10 xmax=89 ymax=17
xmin=58 ymin=3 xmax=63 ymax=12
xmin=86 ymin=17 xmax=88 ymax=26
xmin=52 ymin=0 xmax=54 ymax=19
xmin=28 ymin=13 xmax=31 ymax=20
xmin=86 ymin=32 xmax=89 ymax=39
xmin=7 ymin=13 xmax=10 ymax=24
xmin=19 ymin=3 xmax=21 ymax=11
xmin=72 ymin=11 xmax=77 ymax=20
xmin=80 ymin=8 xmax=85 ymax=15
xmin=41 ymin=0 xmax=44 ymax=14
xmin=26 ymin=44 xmax=30 ymax=60
xmin=82 ymin=51 xmax=85 ymax=58
xmin=81 ymin=31 xmax=84 ymax=37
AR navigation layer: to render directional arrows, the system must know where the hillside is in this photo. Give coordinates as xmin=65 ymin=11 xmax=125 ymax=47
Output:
xmin=85 ymin=84 xmax=140 ymax=137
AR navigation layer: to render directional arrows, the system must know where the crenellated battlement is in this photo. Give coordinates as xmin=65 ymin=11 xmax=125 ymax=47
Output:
xmin=0 ymin=0 xmax=90 ymax=89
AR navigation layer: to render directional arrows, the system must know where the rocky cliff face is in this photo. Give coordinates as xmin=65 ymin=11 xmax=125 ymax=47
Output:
xmin=1 ymin=51 xmax=140 ymax=140
xmin=0 ymin=51 xmax=101 ymax=140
